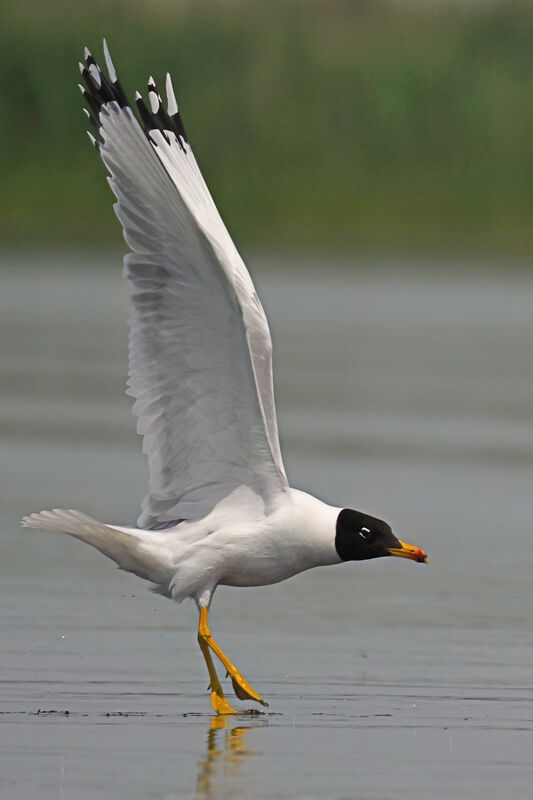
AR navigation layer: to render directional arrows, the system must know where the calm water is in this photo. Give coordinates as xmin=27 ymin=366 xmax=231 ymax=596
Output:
xmin=1 ymin=254 xmax=532 ymax=799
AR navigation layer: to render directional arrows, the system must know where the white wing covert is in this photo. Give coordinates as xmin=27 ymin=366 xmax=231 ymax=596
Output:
xmin=80 ymin=43 xmax=288 ymax=528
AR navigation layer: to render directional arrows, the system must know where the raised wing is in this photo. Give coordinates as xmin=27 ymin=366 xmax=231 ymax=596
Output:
xmin=80 ymin=42 xmax=288 ymax=527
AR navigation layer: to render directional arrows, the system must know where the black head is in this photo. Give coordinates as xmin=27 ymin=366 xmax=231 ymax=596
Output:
xmin=334 ymin=508 xmax=428 ymax=563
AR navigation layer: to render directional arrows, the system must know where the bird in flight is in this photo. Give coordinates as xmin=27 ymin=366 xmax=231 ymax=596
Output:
xmin=22 ymin=42 xmax=427 ymax=714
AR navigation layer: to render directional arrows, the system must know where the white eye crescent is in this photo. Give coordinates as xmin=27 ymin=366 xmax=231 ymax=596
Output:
xmin=359 ymin=527 xmax=371 ymax=539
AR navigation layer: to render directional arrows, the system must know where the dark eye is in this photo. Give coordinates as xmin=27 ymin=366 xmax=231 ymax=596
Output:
xmin=358 ymin=527 xmax=371 ymax=539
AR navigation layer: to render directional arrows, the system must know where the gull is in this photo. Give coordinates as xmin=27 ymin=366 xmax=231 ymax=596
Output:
xmin=22 ymin=42 xmax=428 ymax=714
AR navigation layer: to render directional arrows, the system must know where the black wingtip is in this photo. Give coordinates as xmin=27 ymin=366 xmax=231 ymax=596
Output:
xmin=135 ymin=92 xmax=156 ymax=131
xmin=80 ymin=42 xmax=129 ymax=117
xmin=79 ymin=43 xmax=190 ymax=150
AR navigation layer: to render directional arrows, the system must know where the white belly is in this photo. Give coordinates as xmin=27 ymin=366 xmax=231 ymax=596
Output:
xmin=220 ymin=541 xmax=317 ymax=587
xmin=167 ymin=489 xmax=342 ymax=601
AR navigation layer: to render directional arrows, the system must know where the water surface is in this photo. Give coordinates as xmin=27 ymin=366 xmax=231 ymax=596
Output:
xmin=1 ymin=254 xmax=532 ymax=799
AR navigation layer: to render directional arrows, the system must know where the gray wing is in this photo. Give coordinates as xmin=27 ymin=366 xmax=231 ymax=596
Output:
xmin=80 ymin=43 xmax=288 ymax=527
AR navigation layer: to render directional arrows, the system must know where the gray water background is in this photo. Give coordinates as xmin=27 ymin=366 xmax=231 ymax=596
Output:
xmin=1 ymin=253 xmax=532 ymax=799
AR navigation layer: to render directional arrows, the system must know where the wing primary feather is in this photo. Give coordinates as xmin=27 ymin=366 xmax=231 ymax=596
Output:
xmin=82 ymin=43 xmax=128 ymax=113
xmin=103 ymin=38 xmax=117 ymax=83
xmin=147 ymin=77 xmax=161 ymax=114
xmin=99 ymin=43 xmax=131 ymax=107
xmin=87 ymin=131 xmax=100 ymax=150
xmin=165 ymin=73 xmax=178 ymax=116
xmin=81 ymin=66 xmax=109 ymax=108
xmin=83 ymin=106 xmax=100 ymax=130
xmin=81 ymin=82 xmax=101 ymax=118
xmin=88 ymin=63 xmax=102 ymax=89
xmin=135 ymin=92 xmax=158 ymax=131
xmin=140 ymin=80 xmax=175 ymax=146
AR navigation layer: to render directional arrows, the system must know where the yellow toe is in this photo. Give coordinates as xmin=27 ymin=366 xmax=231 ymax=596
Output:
xmin=211 ymin=690 xmax=237 ymax=715
xmin=231 ymin=675 xmax=269 ymax=707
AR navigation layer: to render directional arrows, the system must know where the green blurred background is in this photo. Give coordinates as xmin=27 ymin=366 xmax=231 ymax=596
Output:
xmin=3 ymin=0 xmax=533 ymax=257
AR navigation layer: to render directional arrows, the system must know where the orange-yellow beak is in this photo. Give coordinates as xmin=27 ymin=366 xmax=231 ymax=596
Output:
xmin=386 ymin=540 xmax=428 ymax=564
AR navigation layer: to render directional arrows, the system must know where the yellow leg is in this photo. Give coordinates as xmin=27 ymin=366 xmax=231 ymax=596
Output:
xmin=198 ymin=607 xmax=268 ymax=707
xmin=198 ymin=626 xmax=236 ymax=714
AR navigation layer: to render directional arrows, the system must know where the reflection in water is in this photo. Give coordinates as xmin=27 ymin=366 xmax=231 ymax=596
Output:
xmin=4 ymin=263 xmax=533 ymax=799
xmin=197 ymin=716 xmax=263 ymax=799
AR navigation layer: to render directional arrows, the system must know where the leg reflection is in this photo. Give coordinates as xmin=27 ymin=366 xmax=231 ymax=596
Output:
xmin=197 ymin=716 xmax=262 ymax=799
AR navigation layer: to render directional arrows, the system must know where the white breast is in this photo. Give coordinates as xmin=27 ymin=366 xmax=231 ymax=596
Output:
xmin=214 ymin=489 xmax=342 ymax=588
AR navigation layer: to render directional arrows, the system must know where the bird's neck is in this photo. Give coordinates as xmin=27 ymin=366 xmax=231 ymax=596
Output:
xmin=284 ymin=488 xmax=342 ymax=568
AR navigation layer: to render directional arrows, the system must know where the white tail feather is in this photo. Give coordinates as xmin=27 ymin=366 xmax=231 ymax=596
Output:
xmin=22 ymin=508 xmax=108 ymax=536
xmin=21 ymin=509 xmax=172 ymax=588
